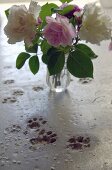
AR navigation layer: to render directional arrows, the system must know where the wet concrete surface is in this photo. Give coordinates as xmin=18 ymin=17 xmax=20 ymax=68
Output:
xmin=0 ymin=1 xmax=112 ymax=170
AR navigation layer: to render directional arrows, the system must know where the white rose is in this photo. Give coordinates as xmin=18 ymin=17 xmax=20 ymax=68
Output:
xmin=29 ymin=0 xmax=41 ymax=19
xmin=79 ymin=3 xmax=112 ymax=45
xmin=4 ymin=1 xmax=41 ymax=45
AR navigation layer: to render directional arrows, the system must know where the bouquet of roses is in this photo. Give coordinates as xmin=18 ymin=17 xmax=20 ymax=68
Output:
xmin=4 ymin=0 xmax=112 ymax=78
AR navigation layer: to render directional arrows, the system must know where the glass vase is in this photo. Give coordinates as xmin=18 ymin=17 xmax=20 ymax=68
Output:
xmin=46 ymin=64 xmax=71 ymax=93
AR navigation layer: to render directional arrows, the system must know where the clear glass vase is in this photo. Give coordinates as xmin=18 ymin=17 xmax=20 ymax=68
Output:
xmin=46 ymin=64 xmax=71 ymax=92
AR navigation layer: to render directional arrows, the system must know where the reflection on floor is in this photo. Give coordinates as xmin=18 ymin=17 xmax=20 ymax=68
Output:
xmin=1 ymin=2 xmax=112 ymax=170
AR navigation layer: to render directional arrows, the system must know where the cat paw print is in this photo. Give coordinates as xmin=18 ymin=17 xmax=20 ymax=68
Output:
xmin=67 ymin=136 xmax=90 ymax=150
xmin=27 ymin=117 xmax=47 ymax=129
xmin=4 ymin=66 xmax=12 ymax=69
xmin=25 ymin=116 xmax=57 ymax=145
xmin=5 ymin=124 xmax=21 ymax=133
xmin=3 ymin=79 xmax=15 ymax=84
xmin=2 ymin=97 xmax=17 ymax=104
xmin=12 ymin=89 xmax=24 ymax=96
xmin=32 ymin=86 xmax=44 ymax=92
xmin=30 ymin=130 xmax=57 ymax=145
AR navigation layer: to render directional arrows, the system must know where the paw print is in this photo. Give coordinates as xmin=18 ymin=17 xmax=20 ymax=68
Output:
xmin=32 ymin=86 xmax=44 ymax=92
xmin=5 ymin=124 xmax=21 ymax=133
xmin=67 ymin=136 xmax=90 ymax=150
xmin=3 ymin=79 xmax=15 ymax=84
xmin=30 ymin=130 xmax=57 ymax=145
xmin=27 ymin=118 xmax=40 ymax=129
xmin=12 ymin=89 xmax=24 ymax=96
xmin=27 ymin=117 xmax=47 ymax=129
xmin=25 ymin=116 xmax=57 ymax=145
xmin=2 ymin=97 xmax=17 ymax=104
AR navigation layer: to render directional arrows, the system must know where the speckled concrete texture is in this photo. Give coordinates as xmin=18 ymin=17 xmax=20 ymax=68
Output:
xmin=0 ymin=1 xmax=112 ymax=170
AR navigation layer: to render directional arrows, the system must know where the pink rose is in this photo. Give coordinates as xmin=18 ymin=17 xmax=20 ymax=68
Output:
xmin=36 ymin=17 xmax=42 ymax=26
xmin=60 ymin=3 xmax=81 ymax=19
xmin=43 ymin=15 xmax=76 ymax=47
xmin=109 ymin=39 xmax=112 ymax=51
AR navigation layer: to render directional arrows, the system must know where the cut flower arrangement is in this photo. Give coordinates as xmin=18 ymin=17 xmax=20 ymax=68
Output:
xmin=4 ymin=0 xmax=112 ymax=91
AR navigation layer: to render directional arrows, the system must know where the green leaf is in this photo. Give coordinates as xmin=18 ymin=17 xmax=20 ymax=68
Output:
xmin=59 ymin=0 xmax=73 ymax=3
xmin=67 ymin=49 xmax=93 ymax=78
xmin=69 ymin=17 xmax=77 ymax=27
xmin=16 ymin=52 xmax=30 ymax=69
xmin=41 ymin=40 xmax=51 ymax=54
xmin=25 ymin=43 xmax=38 ymax=53
xmin=33 ymin=34 xmax=40 ymax=44
xmin=51 ymin=8 xmax=62 ymax=13
xmin=75 ymin=44 xmax=98 ymax=59
xmin=5 ymin=9 xmax=10 ymax=18
xmin=47 ymin=48 xmax=65 ymax=75
xmin=29 ymin=55 xmax=39 ymax=75
xmin=39 ymin=3 xmax=58 ymax=26
xmin=67 ymin=0 xmax=73 ymax=2
xmin=42 ymin=54 xmax=50 ymax=64
xmin=58 ymin=5 xmax=74 ymax=15
xmin=58 ymin=45 xmax=70 ymax=54
xmin=25 ymin=34 xmax=39 ymax=53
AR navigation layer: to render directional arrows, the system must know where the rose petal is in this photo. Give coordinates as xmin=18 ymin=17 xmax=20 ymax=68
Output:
xmin=43 ymin=15 xmax=76 ymax=47
xmin=109 ymin=40 xmax=112 ymax=51
xmin=29 ymin=0 xmax=41 ymax=19
xmin=46 ymin=16 xmax=56 ymax=24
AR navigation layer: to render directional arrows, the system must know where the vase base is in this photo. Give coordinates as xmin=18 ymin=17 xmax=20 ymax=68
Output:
xmin=50 ymin=87 xmax=66 ymax=93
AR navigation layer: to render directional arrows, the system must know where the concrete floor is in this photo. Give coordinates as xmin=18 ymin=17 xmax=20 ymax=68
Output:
xmin=1 ymin=1 xmax=112 ymax=170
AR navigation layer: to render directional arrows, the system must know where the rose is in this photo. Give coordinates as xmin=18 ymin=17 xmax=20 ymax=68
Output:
xmin=36 ymin=17 xmax=42 ymax=26
xmin=4 ymin=5 xmax=36 ymax=45
xmin=43 ymin=15 xmax=76 ymax=47
xmin=79 ymin=3 xmax=112 ymax=44
xmin=60 ymin=3 xmax=82 ymax=31
xmin=60 ymin=3 xmax=81 ymax=19
xmin=28 ymin=0 xmax=41 ymax=20
xmin=109 ymin=39 xmax=112 ymax=51
xmin=4 ymin=1 xmax=41 ymax=45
